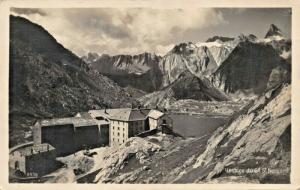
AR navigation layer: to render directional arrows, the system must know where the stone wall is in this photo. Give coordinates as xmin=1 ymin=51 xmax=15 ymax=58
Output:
xmin=41 ymin=124 xmax=75 ymax=156
xmin=26 ymin=149 xmax=57 ymax=176
xmin=75 ymin=125 xmax=101 ymax=150
xmin=33 ymin=122 xmax=41 ymax=145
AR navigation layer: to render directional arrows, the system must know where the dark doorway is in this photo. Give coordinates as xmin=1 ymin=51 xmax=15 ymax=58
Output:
xmin=145 ymin=118 xmax=150 ymax=131
xmin=14 ymin=161 xmax=19 ymax=170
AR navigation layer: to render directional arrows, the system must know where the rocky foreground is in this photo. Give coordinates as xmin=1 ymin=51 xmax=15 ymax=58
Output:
xmin=191 ymin=83 xmax=291 ymax=183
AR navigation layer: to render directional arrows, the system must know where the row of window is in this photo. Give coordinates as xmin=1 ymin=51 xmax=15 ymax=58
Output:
xmin=112 ymin=126 xmax=125 ymax=131
xmin=112 ymin=120 xmax=143 ymax=126
xmin=111 ymin=138 xmax=125 ymax=143
xmin=112 ymin=131 xmax=126 ymax=137
xmin=112 ymin=121 xmax=127 ymax=126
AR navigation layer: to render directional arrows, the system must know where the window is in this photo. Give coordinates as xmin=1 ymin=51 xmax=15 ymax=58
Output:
xmin=123 ymin=140 xmax=125 ymax=143
xmin=118 ymin=132 xmax=120 ymax=136
xmin=118 ymin=127 xmax=120 ymax=130
xmin=95 ymin=116 xmax=104 ymax=120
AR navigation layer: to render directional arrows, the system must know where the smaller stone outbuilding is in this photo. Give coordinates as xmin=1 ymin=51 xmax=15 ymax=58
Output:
xmin=9 ymin=143 xmax=56 ymax=177
xmin=147 ymin=110 xmax=173 ymax=131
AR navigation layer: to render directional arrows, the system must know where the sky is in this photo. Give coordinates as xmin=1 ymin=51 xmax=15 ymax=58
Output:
xmin=11 ymin=8 xmax=291 ymax=56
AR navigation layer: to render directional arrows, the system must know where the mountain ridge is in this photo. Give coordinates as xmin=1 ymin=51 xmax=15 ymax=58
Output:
xmin=82 ymin=24 xmax=290 ymax=106
xmin=9 ymin=15 xmax=134 ymax=146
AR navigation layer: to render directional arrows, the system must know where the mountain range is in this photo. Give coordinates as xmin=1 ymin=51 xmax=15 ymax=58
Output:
xmin=83 ymin=52 xmax=162 ymax=92
xmin=84 ymin=24 xmax=290 ymax=106
xmin=9 ymin=15 xmax=291 ymax=146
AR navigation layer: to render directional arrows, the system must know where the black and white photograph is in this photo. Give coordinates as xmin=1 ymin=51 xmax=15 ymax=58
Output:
xmin=2 ymin=3 xmax=295 ymax=185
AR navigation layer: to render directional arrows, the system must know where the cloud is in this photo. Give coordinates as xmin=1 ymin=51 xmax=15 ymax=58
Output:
xmin=11 ymin=8 xmax=47 ymax=16
xmin=11 ymin=8 xmax=227 ymax=56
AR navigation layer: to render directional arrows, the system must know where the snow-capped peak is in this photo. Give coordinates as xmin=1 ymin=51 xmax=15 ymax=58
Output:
xmin=265 ymin=24 xmax=284 ymax=38
xmin=196 ymin=40 xmax=224 ymax=48
xmin=260 ymin=35 xmax=286 ymax=43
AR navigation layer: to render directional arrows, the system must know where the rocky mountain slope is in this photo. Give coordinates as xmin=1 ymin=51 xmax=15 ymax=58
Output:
xmin=159 ymin=42 xmax=219 ymax=86
xmin=196 ymin=39 xmax=238 ymax=66
xmin=82 ymin=52 xmax=100 ymax=64
xmin=138 ymin=71 xmax=230 ymax=108
xmin=88 ymin=52 xmax=160 ymax=75
xmin=137 ymin=88 xmax=176 ymax=108
xmin=160 ymin=28 xmax=290 ymax=96
xmin=261 ymin=24 xmax=291 ymax=62
xmin=137 ymin=40 xmax=236 ymax=106
xmin=9 ymin=16 xmax=134 ymax=146
xmin=84 ymin=52 xmax=163 ymax=92
xmin=138 ymin=24 xmax=290 ymax=106
xmin=188 ymin=83 xmax=291 ymax=183
xmin=210 ymin=39 xmax=289 ymax=95
xmin=83 ymin=37 xmax=237 ymax=94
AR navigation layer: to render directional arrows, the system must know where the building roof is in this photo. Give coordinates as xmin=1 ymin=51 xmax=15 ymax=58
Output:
xmin=109 ymin=108 xmax=151 ymax=121
xmin=73 ymin=119 xmax=98 ymax=128
xmin=75 ymin=112 xmax=93 ymax=119
xmin=39 ymin=117 xmax=74 ymax=127
xmin=18 ymin=143 xmax=55 ymax=157
xmin=39 ymin=117 xmax=98 ymax=128
xmin=88 ymin=108 xmax=129 ymax=120
xmin=148 ymin=110 xmax=164 ymax=119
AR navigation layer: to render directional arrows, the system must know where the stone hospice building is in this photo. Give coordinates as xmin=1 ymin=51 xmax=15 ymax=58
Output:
xmin=33 ymin=108 xmax=172 ymax=154
xmin=10 ymin=108 xmax=172 ymax=177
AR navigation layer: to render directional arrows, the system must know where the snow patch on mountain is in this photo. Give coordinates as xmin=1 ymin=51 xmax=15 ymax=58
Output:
xmin=196 ymin=39 xmax=238 ymax=66
xmin=159 ymin=42 xmax=218 ymax=86
xmin=259 ymin=35 xmax=286 ymax=43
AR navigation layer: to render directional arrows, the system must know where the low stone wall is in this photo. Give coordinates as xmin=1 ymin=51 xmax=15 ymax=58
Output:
xmin=136 ymin=129 xmax=157 ymax=138
xmin=9 ymin=141 xmax=34 ymax=154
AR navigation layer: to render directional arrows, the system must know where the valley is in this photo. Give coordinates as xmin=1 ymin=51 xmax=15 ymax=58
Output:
xmin=9 ymin=13 xmax=291 ymax=184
